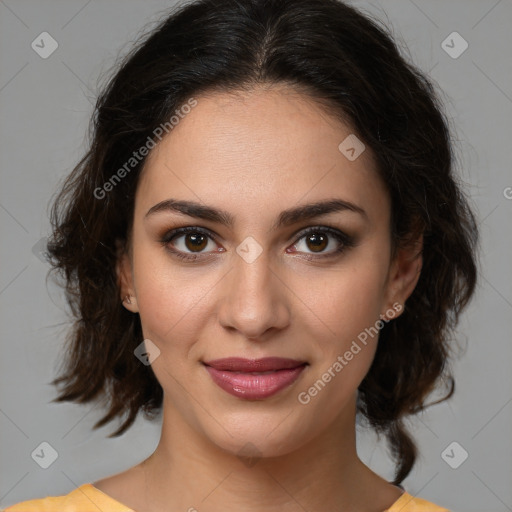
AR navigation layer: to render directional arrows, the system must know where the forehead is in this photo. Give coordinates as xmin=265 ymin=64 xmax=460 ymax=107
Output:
xmin=136 ymin=85 xmax=389 ymax=227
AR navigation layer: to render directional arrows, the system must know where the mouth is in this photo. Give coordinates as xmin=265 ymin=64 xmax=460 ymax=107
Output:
xmin=203 ymin=357 xmax=308 ymax=400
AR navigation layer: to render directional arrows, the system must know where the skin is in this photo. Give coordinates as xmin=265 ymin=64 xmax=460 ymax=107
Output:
xmin=95 ymin=83 xmax=422 ymax=512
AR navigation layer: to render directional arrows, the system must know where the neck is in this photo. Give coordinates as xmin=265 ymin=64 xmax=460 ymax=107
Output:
xmin=139 ymin=394 xmax=396 ymax=512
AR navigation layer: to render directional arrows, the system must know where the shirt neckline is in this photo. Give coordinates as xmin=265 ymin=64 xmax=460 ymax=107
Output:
xmin=82 ymin=483 xmax=137 ymax=511
xmin=84 ymin=483 xmax=410 ymax=512
xmin=383 ymin=489 xmax=416 ymax=511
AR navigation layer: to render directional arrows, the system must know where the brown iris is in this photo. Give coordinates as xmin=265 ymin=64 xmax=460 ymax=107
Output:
xmin=305 ymin=232 xmax=328 ymax=252
xmin=185 ymin=232 xmax=208 ymax=252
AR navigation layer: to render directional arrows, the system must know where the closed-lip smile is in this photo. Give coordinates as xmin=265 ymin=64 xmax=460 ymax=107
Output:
xmin=203 ymin=357 xmax=308 ymax=399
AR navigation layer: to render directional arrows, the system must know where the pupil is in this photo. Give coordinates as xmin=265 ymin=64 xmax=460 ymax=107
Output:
xmin=308 ymin=233 xmax=327 ymax=252
xmin=186 ymin=233 xmax=207 ymax=251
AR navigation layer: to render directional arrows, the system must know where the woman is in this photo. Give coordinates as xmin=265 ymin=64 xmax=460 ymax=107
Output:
xmin=3 ymin=0 xmax=478 ymax=510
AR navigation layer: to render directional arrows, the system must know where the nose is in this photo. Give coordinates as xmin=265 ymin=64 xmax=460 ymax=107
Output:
xmin=217 ymin=248 xmax=291 ymax=341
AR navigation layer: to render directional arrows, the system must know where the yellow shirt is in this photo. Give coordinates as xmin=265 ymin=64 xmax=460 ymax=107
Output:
xmin=1 ymin=483 xmax=450 ymax=511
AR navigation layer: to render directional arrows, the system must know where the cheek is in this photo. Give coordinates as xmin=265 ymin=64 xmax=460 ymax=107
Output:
xmin=300 ymin=251 xmax=390 ymax=395
xmin=315 ymin=263 xmax=388 ymax=343
xmin=131 ymin=245 xmax=216 ymax=350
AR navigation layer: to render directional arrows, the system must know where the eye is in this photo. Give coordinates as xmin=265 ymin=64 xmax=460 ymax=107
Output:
xmin=160 ymin=225 xmax=355 ymax=262
xmin=288 ymin=226 xmax=354 ymax=259
xmin=160 ymin=226 xmax=223 ymax=261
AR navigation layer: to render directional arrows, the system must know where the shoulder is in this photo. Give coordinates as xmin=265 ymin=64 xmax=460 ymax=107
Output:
xmin=1 ymin=483 xmax=134 ymax=512
xmin=385 ymin=491 xmax=451 ymax=511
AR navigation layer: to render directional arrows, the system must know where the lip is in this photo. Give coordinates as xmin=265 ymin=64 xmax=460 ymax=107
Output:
xmin=203 ymin=357 xmax=307 ymax=400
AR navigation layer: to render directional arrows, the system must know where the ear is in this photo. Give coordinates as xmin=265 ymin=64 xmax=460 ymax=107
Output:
xmin=115 ymin=238 xmax=139 ymax=313
xmin=382 ymin=233 xmax=423 ymax=320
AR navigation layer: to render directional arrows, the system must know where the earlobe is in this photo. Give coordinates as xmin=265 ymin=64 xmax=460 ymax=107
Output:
xmin=122 ymin=294 xmax=138 ymax=312
xmin=116 ymin=239 xmax=138 ymax=313
xmin=380 ymin=301 xmax=404 ymax=321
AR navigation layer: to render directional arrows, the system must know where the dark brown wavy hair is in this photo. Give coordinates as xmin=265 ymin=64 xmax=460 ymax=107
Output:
xmin=46 ymin=0 xmax=478 ymax=485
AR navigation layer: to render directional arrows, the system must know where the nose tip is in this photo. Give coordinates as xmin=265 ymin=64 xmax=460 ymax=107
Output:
xmin=218 ymin=253 xmax=290 ymax=340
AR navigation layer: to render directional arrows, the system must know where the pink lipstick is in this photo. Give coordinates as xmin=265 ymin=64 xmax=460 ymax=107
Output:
xmin=203 ymin=357 xmax=307 ymax=399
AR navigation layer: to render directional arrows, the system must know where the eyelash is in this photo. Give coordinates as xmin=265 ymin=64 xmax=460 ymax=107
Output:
xmin=159 ymin=225 xmax=355 ymax=262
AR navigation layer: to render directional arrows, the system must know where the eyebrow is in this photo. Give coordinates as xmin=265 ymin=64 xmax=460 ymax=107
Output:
xmin=145 ymin=198 xmax=368 ymax=230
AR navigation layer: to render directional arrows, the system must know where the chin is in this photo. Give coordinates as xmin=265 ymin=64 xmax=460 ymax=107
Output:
xmin=198 ymin=408 xmax=319 ymax=461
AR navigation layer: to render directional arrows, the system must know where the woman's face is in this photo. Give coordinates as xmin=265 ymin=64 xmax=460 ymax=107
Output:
xmin=119 ymin=85 xmax=419 ymax=457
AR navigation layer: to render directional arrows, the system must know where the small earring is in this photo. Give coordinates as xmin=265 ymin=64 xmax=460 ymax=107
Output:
xmin=123 ymin=295 xmax=132 ymax=304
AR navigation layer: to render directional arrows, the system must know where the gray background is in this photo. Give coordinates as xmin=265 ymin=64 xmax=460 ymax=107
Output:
xmin=1 ymin=1 xmax=511 ymax=511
